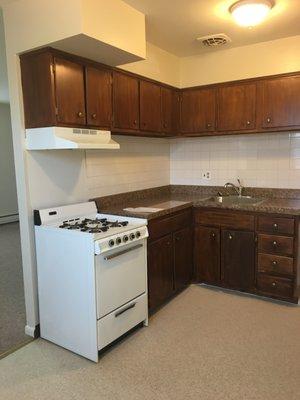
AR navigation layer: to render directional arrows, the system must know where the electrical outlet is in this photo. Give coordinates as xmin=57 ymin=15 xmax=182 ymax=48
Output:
xmin=202 ymin=171 xmax=211 ymax=180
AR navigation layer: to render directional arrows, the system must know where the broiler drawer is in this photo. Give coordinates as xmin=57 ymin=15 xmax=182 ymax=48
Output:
xmin=97 ymin=293 xmax=147 ymax=350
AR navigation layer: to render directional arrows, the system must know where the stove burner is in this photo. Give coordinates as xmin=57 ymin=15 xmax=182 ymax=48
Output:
xmin=59 ymin=217 xmax=129 ymax=233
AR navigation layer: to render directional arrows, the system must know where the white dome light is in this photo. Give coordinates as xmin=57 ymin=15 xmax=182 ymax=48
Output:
xmin=230 ymin=0 xmax=274 ymax=27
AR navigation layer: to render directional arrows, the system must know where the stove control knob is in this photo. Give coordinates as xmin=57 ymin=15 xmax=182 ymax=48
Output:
xmin=123 ymin=235 xmax=129 ymax=243
xmin=136 ymin=231 xmax=141 ymax=238
xmin=116 ymin=237 xmax=122 ymax=245
xmin=109 ymin=239 xmax=115 ymax=247
xmin=130 ymin=233 xmax=135 ymax=240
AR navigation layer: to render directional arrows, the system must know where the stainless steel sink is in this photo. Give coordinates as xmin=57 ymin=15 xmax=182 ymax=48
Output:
xmin=207 ymin=195 xmax=264 ymax=205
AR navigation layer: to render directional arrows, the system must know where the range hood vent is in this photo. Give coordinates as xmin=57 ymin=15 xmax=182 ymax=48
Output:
xmin=26 ymin=127 xmax=120 ymax=150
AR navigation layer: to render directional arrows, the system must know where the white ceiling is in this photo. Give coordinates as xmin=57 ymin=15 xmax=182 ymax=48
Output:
xmin=123 ymin=0 xmax=300 ymax=57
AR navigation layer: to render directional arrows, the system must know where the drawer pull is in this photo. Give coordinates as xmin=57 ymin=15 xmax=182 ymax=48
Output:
xmin=211 ymin=232 xmax=216 ymax=239
xmin=115 ymin=302 xmax=136 ymax=318
xmin=273 ymin=223 xmax=278 ymax=229
xmin=272 ymin=282 xmax=276 ymax=287
xmin=272 ymin=260 xmax=278 ymax=266
xmin=228 ymin=234 xmax=233 ymax=240
xmin=77 ymin=111 xmax=84 ymax=118
xmin=272 ymin=241 xmax=277 ymax=246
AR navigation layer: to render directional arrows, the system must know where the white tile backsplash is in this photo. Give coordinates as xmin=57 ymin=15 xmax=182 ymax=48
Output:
xmin=170 ymin=133 xmax=300 ymax=189
xmin=86 ymin=135 xmax=170 ymax=198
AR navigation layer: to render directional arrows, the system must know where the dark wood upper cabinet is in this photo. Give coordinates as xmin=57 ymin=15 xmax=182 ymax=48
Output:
xmin=54 ymin=57 xmax=86 ymax=126
xmin=261 ymin=75 xmax=300 ymax=129
xmin=161 ymin=87 xmax=176 ymax=135
xmin=174 ymin=227 xmax=193 ymax=291
xmin=85 ymin=66 xmax=112 ymax=128
xmin=195 ymin=225 xmax=220 ymax=284
xmin=180 ymin=88 xmax=216 ymax=134
xmin=113 ymin=71 xmax=139 ymax=130
xmin=148 ymin=234 xmax=174 ymax=310
xmin=20 ymin=51 xmax=56 ymax=129
xmin=221 ymin=229 xmax=255 ymax=291
xmin=217 ymin=83 xmax=257 ymax=131
xmin=140 ymin=80 xmax=161 ymax=132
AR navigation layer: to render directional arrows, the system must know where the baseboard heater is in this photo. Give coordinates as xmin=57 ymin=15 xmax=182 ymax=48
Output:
xmin=0 ymin=214 xmax=19 ymax=224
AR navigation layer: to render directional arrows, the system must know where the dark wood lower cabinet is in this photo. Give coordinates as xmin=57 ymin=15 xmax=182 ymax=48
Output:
xmin=221 ymin=229 xmax=255 ymax=291
xmin=147 ymin=209 xmax=193 ymax=311
xmin=194 ymin=225 xmax=220 ymax=284
xmin=148 ymin=234 xmax=173 ymax=310
xmin=174 ymin=227 xmax=193 ymax=291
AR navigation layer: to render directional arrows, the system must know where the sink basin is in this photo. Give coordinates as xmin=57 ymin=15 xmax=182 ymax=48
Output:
xmin=207 ymin=195 xmax=264 ymax=205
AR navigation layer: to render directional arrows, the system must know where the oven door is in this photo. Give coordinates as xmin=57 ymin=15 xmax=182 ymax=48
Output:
xmin=95 ymin=239 xmax=147 ymax=319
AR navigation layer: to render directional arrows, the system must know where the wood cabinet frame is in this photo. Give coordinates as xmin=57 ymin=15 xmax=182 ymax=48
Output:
xmin=20 ymin=47 xmax=300 ymax=138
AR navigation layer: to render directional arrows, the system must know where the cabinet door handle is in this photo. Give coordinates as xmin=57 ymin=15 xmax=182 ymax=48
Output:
xmin=133 ymin=120 xmax=137 ymax=125
xmin=211 ymin=232 xmax=216 ymax=239
xmin=267 ymin=117 xmax=271 ymax=123
xmin=246 ymin=120 xmax=251 ymax=126
xmin=77 ymin=111 xmax=84 ymax=118
xmin=206 ymin=123 xmax=211 ymax=129
xmin=228 ymin=234 xmax=233 ymax=240
xmin=91 ymin=113 xmax=97 ymax=119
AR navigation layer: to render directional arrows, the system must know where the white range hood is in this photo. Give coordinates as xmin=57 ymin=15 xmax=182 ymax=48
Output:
xmin=26 ymin=127 xmax=120 ymax=150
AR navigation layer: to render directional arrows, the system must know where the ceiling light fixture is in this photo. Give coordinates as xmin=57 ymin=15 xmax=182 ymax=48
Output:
xmin=229 ymin=0 xmax=274 ymax=27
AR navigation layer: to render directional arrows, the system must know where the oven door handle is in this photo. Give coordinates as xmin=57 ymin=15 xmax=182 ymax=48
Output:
xmin=115 ymin=302 xmax=136 ymax=318
xmin=103 ymin=244 xmax=143 ymax=261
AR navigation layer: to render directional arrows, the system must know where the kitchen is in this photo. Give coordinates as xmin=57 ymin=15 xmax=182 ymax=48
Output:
xmin=1 ymin=0 xmax=300 ymax=399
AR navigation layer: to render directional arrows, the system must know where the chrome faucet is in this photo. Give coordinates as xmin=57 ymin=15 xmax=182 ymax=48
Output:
xmin=224 ymin=178 xmax=243 ymax=197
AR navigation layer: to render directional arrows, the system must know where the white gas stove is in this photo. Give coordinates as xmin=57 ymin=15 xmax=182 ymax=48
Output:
xmin=34 ymin=201 xmax=148 ymax=362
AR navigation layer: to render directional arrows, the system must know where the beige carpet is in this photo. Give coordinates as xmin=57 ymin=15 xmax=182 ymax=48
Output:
xmin=1 ymin=285 xmax=300 ymax=400
xmin=0 ymin=222 xmax=29 ymax=355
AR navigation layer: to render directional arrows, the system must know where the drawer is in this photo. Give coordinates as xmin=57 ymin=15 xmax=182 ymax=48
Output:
xmin=257 ymin=274 xmax=294 ymax=299
xmin=194 ymin=210 xmax=254 ymax=230
xmin=97 ymin=293 xmax=147 ymax=350
xmin=257 ymin=216 xmax=294 ymax=235
xmin=258 ymin=234 xmax=294 ymax=256
xmin=148 ymin=209 xmax=192 ymax=241
xmin=257 ymin=253 xmax=294 ymax=276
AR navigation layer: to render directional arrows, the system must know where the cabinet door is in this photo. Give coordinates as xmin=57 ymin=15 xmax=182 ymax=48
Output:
xmin=113 ymin=71 xmax=139 ymax=130
xmin=180 ymin=88 xmax=216 ymax=133
xmin=261 ymin=76 xmax=300 ymax=129
xmin=194 ymin=226 xmax=220 ymax=284
xmin=148 ymin=235 xmax=173 ymax=310
xmin=85 ymin=66 xmax=112 ymax=128
xmin=217 ymin=83 xmax=257 ymax=131
xmin=161 ymin=87 xmax=174 ymax=135
xmin=140 ymin=80 xmax=161 ymax=132
xmin=221 ymin=230 xmax=255 ymax=291
xmin=54 ymin=57 xmax=86 ymax=126
xmin=174 ymin=227 xmax=193 ymax=291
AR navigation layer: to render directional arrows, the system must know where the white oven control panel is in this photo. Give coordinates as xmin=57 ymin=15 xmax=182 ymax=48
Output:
xmin=94 ymin=226 xmax=148 ymax=255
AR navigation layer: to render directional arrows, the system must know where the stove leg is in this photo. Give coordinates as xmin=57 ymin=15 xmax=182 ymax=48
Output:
xmin=143 ymin=317 xmax=149 ymax=327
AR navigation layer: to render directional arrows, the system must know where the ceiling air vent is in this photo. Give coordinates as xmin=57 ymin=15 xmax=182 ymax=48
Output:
xmin=197 ymin=34 xmax=232 ymax=47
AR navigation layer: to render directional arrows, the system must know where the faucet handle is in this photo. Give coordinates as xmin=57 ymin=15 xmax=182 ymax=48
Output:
xmin=237 ymin=177 xmax=242 ymax=186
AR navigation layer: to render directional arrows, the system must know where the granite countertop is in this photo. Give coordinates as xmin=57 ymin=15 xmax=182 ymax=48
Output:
xmin=94 ymin=186 xmax=300 ymax=220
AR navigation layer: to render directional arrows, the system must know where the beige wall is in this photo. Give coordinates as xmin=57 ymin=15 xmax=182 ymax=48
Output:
xmin=122 ymin=42 xmax=180 ymax=87
xmin=180 ymin=35 xmax=300 ymax=88
xmin=0 ymin=103 xmax=18 ymax=218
